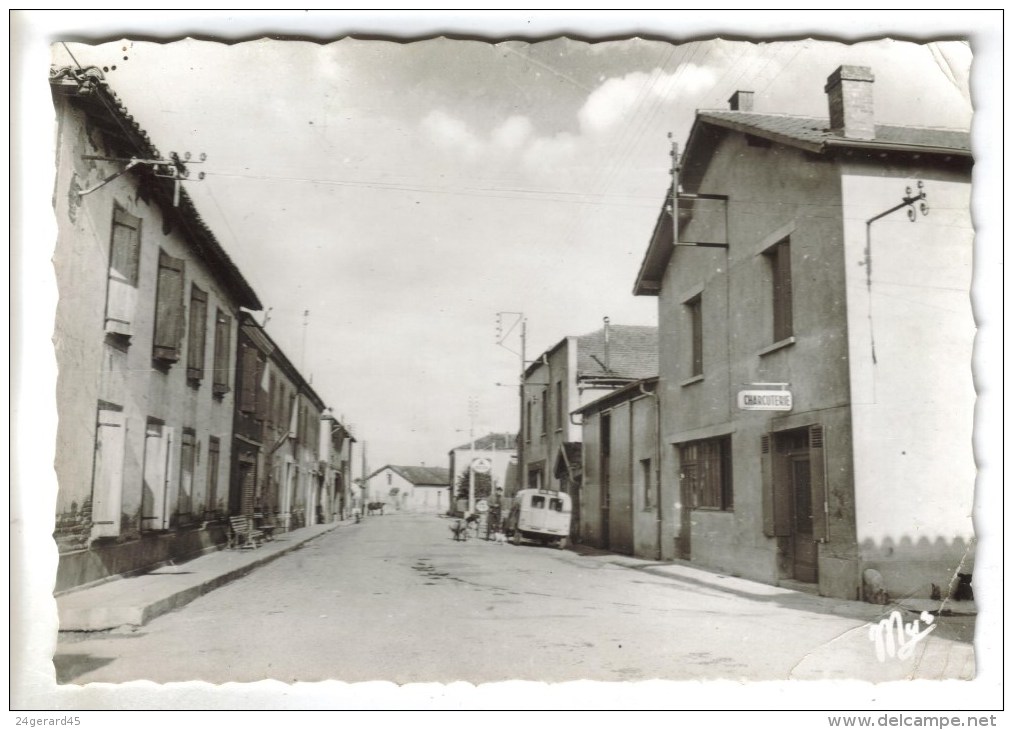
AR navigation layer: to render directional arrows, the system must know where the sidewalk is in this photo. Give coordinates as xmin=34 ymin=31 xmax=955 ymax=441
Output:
xmin=56 ymin=520 xmax=348 ymax=632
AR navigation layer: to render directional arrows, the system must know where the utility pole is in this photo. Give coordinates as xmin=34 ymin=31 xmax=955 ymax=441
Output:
xmin=300 ymin=310 xmax=310 ymax=373
xmin=360 ymin=440 xmax=368 ymax=518
xmin=496 ymin=312 xmax=526 ymax=496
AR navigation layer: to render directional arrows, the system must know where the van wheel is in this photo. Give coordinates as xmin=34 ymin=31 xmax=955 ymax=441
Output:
xmin=512 ymin=530 xmax=522 ymax=546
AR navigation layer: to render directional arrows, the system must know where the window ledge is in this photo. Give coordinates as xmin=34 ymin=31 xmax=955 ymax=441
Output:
xmin=680 ymin=374 xmax=704 ymax=387
xmin=758 ymin=336 xmax=796 ymax=357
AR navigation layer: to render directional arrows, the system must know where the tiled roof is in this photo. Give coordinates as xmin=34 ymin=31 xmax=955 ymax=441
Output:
xmin=384 ymin=465 xmax=451 ymax=487
xmin=450 ymin=432 xmax=518 ymax=452
xmin=697 ymin=110 xmax=970 ymax=155
xmin=50 ymin=65 xmax=262 ymax=310
xmin=575 ymin=325 xmax=658 ymax=380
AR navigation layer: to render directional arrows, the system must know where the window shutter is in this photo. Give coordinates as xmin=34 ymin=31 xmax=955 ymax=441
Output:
xmin=91 ymin=408 xmax=126 ymax=538
xmin=255 ymin=357 xmax=269 ymax=420
xmin=187 ymin=286 xmax=208 ymax=379
xmin=213 ymin=310 xmax=232 ymax=395
xmin=239 ymin=344 xmax=258 ymax=413
xmin=153 ymin=250 xmax=185 ymax=362
xmin=105 ymin=207 xmax=141 ymax=335
xmin=809 ymin=425 xmax=828 ymax=542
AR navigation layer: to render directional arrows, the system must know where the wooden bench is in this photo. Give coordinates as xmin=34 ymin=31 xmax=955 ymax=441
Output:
xmin=253 ymin=513 xmax=276 ymax=541
xmin=229 ymin=515 xmax=264 ymax=549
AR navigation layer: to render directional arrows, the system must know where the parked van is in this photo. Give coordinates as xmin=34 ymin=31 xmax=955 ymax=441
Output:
xmin=505 ymin=489 xmax=572 ymax=548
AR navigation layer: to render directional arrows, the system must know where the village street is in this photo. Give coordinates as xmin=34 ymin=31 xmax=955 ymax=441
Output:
xmin=54 ymin=512 xmax=975 ymax=686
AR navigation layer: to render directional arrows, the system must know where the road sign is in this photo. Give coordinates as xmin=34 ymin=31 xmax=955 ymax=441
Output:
xmin=737 ymin=390 xmax=793 ymax=411
xmin=471 ymin=457 xmax=492 ymax=474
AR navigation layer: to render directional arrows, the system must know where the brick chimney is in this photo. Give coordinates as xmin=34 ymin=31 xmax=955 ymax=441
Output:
xmin=824 ymin=65 xmax=875 ymax=139
xmin=728 ymin=90 xmax=754 ymax=111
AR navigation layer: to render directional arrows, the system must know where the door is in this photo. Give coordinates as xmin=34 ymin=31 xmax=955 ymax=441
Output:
xmin=791 ymin=456 xmax=817 ymax=583
xmin=141 ymin=422 xmax=173 ymax=531
xmin=91 ymin=408 xmax=126 ymax=538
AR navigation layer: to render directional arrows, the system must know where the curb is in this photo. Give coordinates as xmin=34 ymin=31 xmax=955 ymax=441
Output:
xmin=59 ymin=523 xmax=341 ymax=632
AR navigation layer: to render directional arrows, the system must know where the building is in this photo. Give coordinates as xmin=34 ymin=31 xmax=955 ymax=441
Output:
xmin=229 ymin=312 xmax=331 ymax=532
xmin=365 ymin=466 xmax=452 ymax=514
xmin=519 ymin=321 xmax=657 ymax=536
xmin=50 ymin=66 xmax=261 ymax=590
xmin=575 ymin=377 xmax=660 ymax=559
xmin=320 ymin=409 xmax=356 ymax=522
xmin=447 ymin=432 xmax=517 ymax=505
xmin=633 ymin=66 xmax=973 ymax=600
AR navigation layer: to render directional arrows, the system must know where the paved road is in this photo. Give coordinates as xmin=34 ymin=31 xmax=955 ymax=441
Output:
xmin=55 ymin=512 xmax=975 ymax=684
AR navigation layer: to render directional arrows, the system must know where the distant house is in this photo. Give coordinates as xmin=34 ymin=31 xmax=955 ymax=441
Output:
xmin=519 ymin=321 xmax=657 ymax=537
xmin=633 ymin=66 xmax=973 ymax=600
xmin=50 ymin=66 xmax=261 ymax=591
xmin=448 ymin=432 xmax=517 ymax=504
xmin=366 ymin=466 xmax=452 ymax=514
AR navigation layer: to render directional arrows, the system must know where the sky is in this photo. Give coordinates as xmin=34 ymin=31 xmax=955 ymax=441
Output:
xmin=41 ymin=32 xmax=976 ymax=472
xmin=12 ymin=9 xmax=1006 ymax=715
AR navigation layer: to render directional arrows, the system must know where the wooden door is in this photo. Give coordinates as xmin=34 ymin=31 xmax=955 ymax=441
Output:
xmin=791 ymin=456 xmax=817 ymax=583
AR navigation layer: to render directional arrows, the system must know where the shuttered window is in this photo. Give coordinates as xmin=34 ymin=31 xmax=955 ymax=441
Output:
xmin=687 ymin=294 xmax=703 ymax=376
xmin=212 ymin=309 xmax=231 ymax=396
xmin=186 ymin=285 xmax=208 ymax=380
xmin=106 ymin=205 xmax=141 ymax=336
xmin=238 ymin=343 xmax=260 ymax=413
xmin=176 ymin=429 xmax=196 ymax=525
xmin=206 ymin=436 xmax=221 ymax=517
xmin=153 ymin=250 xmax=185 ymax=362
xmin=766 ymin=238 xmax=793 ymax=342
xmin=680 ymin=436 xmax=733 ymax=511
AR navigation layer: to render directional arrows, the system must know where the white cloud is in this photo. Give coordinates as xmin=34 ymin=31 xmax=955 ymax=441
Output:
xmin=578 ymin=65 xmax=718 ymax=135
xmin=491 ymin=115 xmax=534 ymax=150
xmin=420 ymin=109 xmax=482 ymax=159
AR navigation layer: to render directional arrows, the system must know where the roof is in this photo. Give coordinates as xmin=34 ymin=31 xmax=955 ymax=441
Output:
xmin=50 ymin=65 xmax=262 ymax=310
xmin=450 ymin=432 xmax=517 ymax=453
xmin=575 ymin=325 xmax=658 ymax=381
xmin=368 ymin=465 xmax=451 ymax=487
xmin=692 ymin=110 xmax=971 ymax=158
xmin=574 ymin=376 xmax=659 ymax=416
xmin=635 ymin=108 xmax=971 ymax=297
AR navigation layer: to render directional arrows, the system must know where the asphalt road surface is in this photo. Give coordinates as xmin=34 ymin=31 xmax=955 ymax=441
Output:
xmin=55 ymin=511 xmax=975 ymax=685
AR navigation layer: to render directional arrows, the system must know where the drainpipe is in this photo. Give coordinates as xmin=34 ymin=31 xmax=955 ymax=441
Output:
xmin=640 ymin=382 xmax=663 ymax=561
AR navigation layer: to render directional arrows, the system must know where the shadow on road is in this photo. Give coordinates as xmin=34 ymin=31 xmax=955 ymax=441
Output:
xmin=53 ymin=653 xmax=117 ymax=684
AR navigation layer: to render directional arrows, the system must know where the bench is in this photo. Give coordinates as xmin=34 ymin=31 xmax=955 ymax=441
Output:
xmin=229 ymin=515 xmax=264 ymax=549
xmin=253 ymin=513 xmax=276 ymax=541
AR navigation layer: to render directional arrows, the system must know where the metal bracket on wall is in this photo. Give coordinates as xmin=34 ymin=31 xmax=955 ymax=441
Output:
xmin=78 ymin=151 xmax=207 ymax=207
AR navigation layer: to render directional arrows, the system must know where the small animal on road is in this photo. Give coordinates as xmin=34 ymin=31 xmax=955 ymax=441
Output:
xmin=367 ymin=502 xmax=386 ymax=515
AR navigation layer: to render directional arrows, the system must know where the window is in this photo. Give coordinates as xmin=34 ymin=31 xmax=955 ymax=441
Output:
xmin=525 ymin=400 xmax=533 ymax=442
xmin=177 ymin=429 xmax=197 ymax=525
xmin=238 ymin=343 xmax=259 ymax=413
xmin=186 ymin=285 xmax=208 ymax=381
xmin=105 ymin=205 xmax=141 ymax=336
xmin=641 ymin=458 xmax=654 ymax=510
xmin=686 ymin=294 xmax=703 ymax=377
xmin=555 ymin=381 xmax=563 ymax=430
xmin=153 ymin=250 xmax=185 ymax=362
xmin=540 ymin=390 xmax=548 ymax=436
xmin=679 ymin=436 xmax=733 ymax=511
xmin=212 ymin=308 xmax=231 ymax=396
xmin=205 ymin=436 xmax=221 ymax=517
xmin=766 ymin=238 xmax=793 ymax=342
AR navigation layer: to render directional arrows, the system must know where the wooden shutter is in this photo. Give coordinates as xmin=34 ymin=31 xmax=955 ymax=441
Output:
xmin=91 ymin=408 xmax=126 ymax=538
xmin=213 ymin=310 xmax=231 ymax=395
xmin=177 ymin=430 xmax=196 ymax=522
xmin=761 ymin=434 xmax=792 ymax=537
xmin=239 ymin=344 xmax=258 ymax=413
xmin=153 ymin=250 xmax=185 ymax=362
xmin=186 ymin=286 xmax=208 ymax=379
xmin=105 ymin=207 xmax=141 ymax=335
xmin=809 ymin=425 xmax=829 ymax=542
